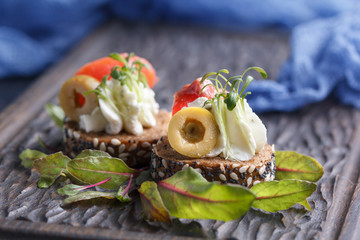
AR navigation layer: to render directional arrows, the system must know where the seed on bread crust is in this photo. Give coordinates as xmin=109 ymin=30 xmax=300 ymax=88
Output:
xmin=151 ymin=136 xmax=275 ymax=187
xmin=63 ymin=110 xmax=171 ymax=167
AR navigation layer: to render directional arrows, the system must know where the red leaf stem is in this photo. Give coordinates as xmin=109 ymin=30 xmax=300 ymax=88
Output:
xmin=158 ymin=181 xmax=237 ymax=203
xmin=122 ymin=174 xmax=133 ymax=197
xmin=74 ymin=177 xmax=112 ymax=190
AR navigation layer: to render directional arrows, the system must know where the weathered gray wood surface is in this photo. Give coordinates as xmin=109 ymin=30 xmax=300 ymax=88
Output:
xmin=0 ymin=20 xmax=359 ymax=239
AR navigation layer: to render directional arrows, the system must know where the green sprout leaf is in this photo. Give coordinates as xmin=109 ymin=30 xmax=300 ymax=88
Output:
xmin=45 ymin=103 xmax=65 ymax=129
xmin=246 ymin=66 xmax=267 ymax=79
xmin=157 ymin=168 xmax=256 ymax=221
xmin=66 ymin=156 xmax=137 ymax=190
xmin=109 ymin=52 xmax=127 ymax=64
xmin=110 ymin=67 xmax=121 ymax=79
xmin=251 ymin=180 xmax=316 ymax=212
xmin=224 ymin=92 xmax=238 ymax=110
xmin=19 ymin=149 xmax=47 ymax=168
xmin=138 ymin=181 xmax=171 ymax=223
xmin=200 ymin=67 xmax=267 ymax=111
xmin=275 ymin=151 xmax=324 ymax=182
xmin=33 ymin=152 xmax=71 ymax=188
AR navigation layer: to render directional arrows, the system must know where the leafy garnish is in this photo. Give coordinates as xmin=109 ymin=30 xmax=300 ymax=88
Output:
xmin=275 ymin=151 xmax=324 ymax=182
xmin=251 ymin=180 xmax=316 ymax=212
xmin=116 ymin=174 xmax=133 ymax=202
xmin=66 ymin=156 xmax=137 ymax=190
xmin=19 ymin=149 xmax=46 ymax=168
xmin=20 ymin=128 xmax=323 ymax=224
xmin=57 ymin=183 xmax=88 ymax=196
xmin=74 ymin=149 xmax=111 ymax=159
xmin=139 ymin=181 xmax=171 ymax=223
xmin=33 ymin=152 xmax=71 ymax=188
xmin=200 ymin=67 xmax=267 ymax=111
xmin=299 ymin=199 xmax=312 ymax=211
xmin=63 ymin=191 xmax=117 ymax=205
xmin=157 ymin=168 xmax=256 ymax=221
xmin=45 ymin=103 xmax=65 ymax=129
xmin=57 ymin=177 xmax=111 ymax=196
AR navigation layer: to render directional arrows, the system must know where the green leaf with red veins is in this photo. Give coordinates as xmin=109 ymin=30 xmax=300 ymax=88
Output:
xmin=57 ymin=177 xmax=112 ymax=196
xmin=116 ymin=174 xmax=133 ymax=202
xmin=157 ymin=168 xmax=256 ymax=221
xmin=275 ymin=151 xmax=324 ymax=182
xmin=74 ymin=149 xmax=111 ymax=159
xmin=251 ymin=180 xmax=316 ymax=212
xmin=57 ymin=184 xmax=85 ymax=196
xmin=66 ymin=156 xmax=137 ymax=190
xmin=63 ymin=191 xmax=116 ymax=205
xmin=116 ymin=185 xmax=132 ymax=202
xmin=19 ymin=149 xmax=47 ymax=168
xmin=138 ymin=181 xmax=171 ymax=223
xmin=33 ymin=152 xmax=71 ymax=188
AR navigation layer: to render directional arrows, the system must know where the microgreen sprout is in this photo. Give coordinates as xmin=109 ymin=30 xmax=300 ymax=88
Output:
xmin=200 ymin=67 xmax=267 ymax=111
xmin=87 ymin=52 xmax=149 ymax=99
xmin=108 ymin=52 xmax=148 ymax=88
xmin=83 ymin=52 xmax=158 ymax=128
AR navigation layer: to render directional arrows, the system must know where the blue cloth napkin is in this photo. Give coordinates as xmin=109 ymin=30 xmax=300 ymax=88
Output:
xmin=0 ymin=0 xmax=359 ymax=111
xmin=0 ymin=0 xmax=107 ymax=77
xmin=248 ymin=9 xmax=360 ymax=111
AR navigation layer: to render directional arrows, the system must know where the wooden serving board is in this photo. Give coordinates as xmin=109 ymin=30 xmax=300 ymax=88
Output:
xmin=0 ymin=20 xmax=360 ymax=239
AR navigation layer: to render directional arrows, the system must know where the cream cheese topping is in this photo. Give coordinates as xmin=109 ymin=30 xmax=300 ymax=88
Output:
xmin=188 ymin=97 xmax=267 ymax=161
xmin=79 ymin=78 xmax=159 ymax=135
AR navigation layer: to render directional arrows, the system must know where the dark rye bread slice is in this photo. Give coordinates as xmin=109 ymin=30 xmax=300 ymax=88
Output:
xmin=151 ymin=136 xmax=276 ymax=188
xmin=63 ymin=110 xmax=171 ymax=167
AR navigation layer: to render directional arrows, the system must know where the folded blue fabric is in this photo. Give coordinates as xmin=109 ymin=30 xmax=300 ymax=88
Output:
xmin=0 ymin=0 xmax=107 ymax=77
xmin=0 ymin=0 xmax=359 ymax=111
xmin=248 ymin=9 xmax=360 ymax=111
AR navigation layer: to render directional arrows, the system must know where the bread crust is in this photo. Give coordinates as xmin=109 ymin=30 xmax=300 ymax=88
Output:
xmin=63 ymin=110 xmax=171 ymax=167
xmin=151 ymin=136 xmax=275 ymax=187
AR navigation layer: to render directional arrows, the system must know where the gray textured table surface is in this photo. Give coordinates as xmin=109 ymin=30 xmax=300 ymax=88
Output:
xmin=0 ymin=20 xmax=359 ymax=240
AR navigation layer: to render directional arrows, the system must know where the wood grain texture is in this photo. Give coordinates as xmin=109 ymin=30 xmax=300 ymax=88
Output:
xmin=1 ymin=20 xmax=360 ymax=239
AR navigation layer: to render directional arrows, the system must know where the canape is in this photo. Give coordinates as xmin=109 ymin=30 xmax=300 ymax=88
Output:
xmin=59 ymin=53 xmax=171 ymax=167
xmin=151 ymin=69 xmax=275 ymax=187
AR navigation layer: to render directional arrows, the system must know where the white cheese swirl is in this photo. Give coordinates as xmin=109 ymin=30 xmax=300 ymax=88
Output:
xmin=79 ymin=78 xmax=159 ymax=135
